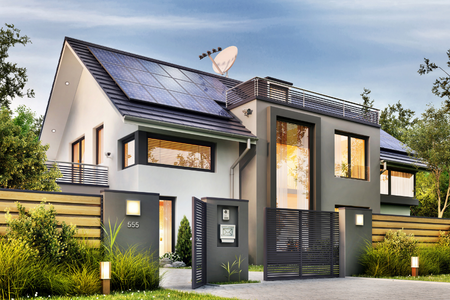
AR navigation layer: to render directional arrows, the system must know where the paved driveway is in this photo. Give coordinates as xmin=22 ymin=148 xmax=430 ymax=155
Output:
xmin=160 ymin=268 xmax=450 ymax=299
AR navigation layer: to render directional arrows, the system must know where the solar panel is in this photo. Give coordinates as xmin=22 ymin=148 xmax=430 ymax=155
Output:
xmin=153 ymin=74 xmax=186 ymax=93
xmin=170 ymin=92 xmax=208 ymax=113
xmin=89 ymin=47 xmax=122 ymax=65
xmin=116 ymin=80 xmax=156 ymax=103
xmin=102 ymin=63 xmax=137 ymax=82
xmin=145 ymin=86 xmax=183 ymax=108
xmin=160 ymin=65 xmax=190 ymax=81
xmin=89 ymin=46 xmax=232 ymax=119
xmin=128 ymin=69 xmax=163 ymax=88
xmin=176 ymin=80 xmax=209 ymax=98
xmin=138 ymin=59 xmax=169 ymax=76
xmin=115 ymin=53 xmax=146 ymax=71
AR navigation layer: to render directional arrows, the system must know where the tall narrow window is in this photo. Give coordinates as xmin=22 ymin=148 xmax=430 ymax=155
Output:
xmin=159 ymin=200 xmax=173 ymax=255
xmin=276 ymin=120 xmax=311 ymax=209
xmin=124 ymin=139 xmax=135 ymax=168
xmin=380 ymin=169 xmax=388 ymax=194
xmin=72 ymin=137 xmax=85 ymax=183
xmin=334 ymin=133 xmax=367 ymax=180
xmin=96 ymin=125 xmax=104 ymax=165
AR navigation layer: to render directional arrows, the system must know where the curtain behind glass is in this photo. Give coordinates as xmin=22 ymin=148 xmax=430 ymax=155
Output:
xmin=351 ymin=137 xmax=365 ymax=179
xmin=391 ymin=171 xmax=414 ymax=197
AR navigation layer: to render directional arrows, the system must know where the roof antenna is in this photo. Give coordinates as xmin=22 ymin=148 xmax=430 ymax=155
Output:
xmin=199 ymin=46 xmax=238 ymax=78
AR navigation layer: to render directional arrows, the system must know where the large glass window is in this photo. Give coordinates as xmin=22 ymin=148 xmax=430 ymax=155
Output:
xmin=276 ymin=120 xmax=311 ymax=210
xmin=380 ymin=169 xmax=414 ymax=197
xmin=159 ymin=200 xmax=172 ymax=255
xmin=124 ymin=139 xmax=135 ymax=168
xmin=148 ymin=137 xmax=212 ymax=171
xmin=335 ymin=133 xmax=367 ymax=180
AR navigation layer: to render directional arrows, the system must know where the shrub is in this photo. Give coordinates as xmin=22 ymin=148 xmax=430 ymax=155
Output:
xmin=360 ymin=230 xmax=418 ymax=277
xmin=160 ymin=251 xmax=182 ymax=262
xmin=5 ymin=201 xmax=83 ymax=263
xmin=175 ymin=216 xmax=192 ymax=266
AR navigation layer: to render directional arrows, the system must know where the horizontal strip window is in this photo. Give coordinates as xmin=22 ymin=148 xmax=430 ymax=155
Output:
xmin=380 ymin=168 xmax=415 ymax=198
xmin=147 ymin=135 xmax=214 ymax=171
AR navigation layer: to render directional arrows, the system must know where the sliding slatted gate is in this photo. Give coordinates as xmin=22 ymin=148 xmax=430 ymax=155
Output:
xmin=264 ymin=208 xmax=340 ymax=281
xmin=192 ymin=197 xmax=207 ymax=289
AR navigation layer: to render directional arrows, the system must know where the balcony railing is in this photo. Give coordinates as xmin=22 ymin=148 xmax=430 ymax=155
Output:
xmin=226 ymin=77 xmax=379 ymax=125
xmin=46 ymin=161 xmax=109 ymax=186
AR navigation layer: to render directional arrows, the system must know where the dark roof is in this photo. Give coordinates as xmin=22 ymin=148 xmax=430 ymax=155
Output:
xmin=65 ymin=37 xmax=255 ymax=140
xmin=380 ymin=129 xmax=427 ymax=169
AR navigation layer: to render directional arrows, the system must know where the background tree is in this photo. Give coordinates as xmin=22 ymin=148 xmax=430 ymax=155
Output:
xmin=175 ymin=216 xmax=192 ymax=266
xmin=411 ymin=171 xmax=450 ymax=218
xmin=379 ymin=100 xmax=417 ymax=143
xmin=0 ymin=24 xmax=34 ymax=109
xmin=360 ymin=88 xmax=374 ymax=119
xmin=404 ymin=104 xmax=450 ymax=218
xmin=0 ymin=108 xmax=61 ymax=191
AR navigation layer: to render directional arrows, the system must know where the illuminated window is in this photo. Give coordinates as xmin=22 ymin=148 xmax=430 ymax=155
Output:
xmin=276 ymin=119 xmax=311 ymax=209
xmin=123 ymin=139 xmax=135 ymax=168
xmin=380 ymin=169 xmax=414 ymax=197
xmin=147 ymin=136 xmax=213 ymax=171
xmin=96 ymin=125 xmax=104 ymax=165
xmin=335 ymin=132 xmax=367 ymax=180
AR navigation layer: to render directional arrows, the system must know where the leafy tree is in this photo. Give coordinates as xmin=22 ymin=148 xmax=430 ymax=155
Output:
xmin=0 ymin=23 xmax=34 ymax=109
xmin=411 ymin=171 xmax=450 ymax=218
xmin=404 ymin=104 xmax=450 ymax=218
xmin=360 ymin=88 xmax=374 ymax=119
xmin=13 ymin=105 xmax=43 ymax=137
xmin=175 ymin=216 xmax=192 ymax=266
xmin=379 ymin=100 xmax=417 ymax=143
xmin=0 ymin=108 xmax=61 ymax=191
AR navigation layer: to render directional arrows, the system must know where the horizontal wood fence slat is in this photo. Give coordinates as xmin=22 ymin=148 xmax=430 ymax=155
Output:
xmin=372 ymin=214 xmax=450 ymax=245
xmin=0 ymin=190 xmax=102 ymax=247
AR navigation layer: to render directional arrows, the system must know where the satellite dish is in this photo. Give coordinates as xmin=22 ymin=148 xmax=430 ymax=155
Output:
xmin=210 ymin=46 xmax=238 ymax=77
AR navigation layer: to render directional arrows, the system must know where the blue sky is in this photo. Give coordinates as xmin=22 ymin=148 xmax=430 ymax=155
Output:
xmin=2 ymin=0 xmax=450 ymax=118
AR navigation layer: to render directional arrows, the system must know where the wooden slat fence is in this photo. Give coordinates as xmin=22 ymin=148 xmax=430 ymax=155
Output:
xmin=372 ymin=214 xmax=450 ymax=246
xmin=0 ymin=189 xmax=102 ymax=247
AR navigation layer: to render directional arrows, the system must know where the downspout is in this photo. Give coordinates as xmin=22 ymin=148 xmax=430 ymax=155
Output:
xmin=230 ymin=139 xmax=251 ymax=198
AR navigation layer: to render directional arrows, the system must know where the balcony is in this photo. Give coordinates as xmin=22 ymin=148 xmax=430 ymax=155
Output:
xmin=226 ymin=77 xmax=379 ymax=126
xmin=46 ymin=161 xmax=109 ymax=187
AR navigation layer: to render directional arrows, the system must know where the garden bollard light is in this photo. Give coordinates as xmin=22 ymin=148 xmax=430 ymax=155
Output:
xmin=411 ymin=257 xmax=419 ymax=277
xmin=100 ymin=261 xmax=111 ymax=295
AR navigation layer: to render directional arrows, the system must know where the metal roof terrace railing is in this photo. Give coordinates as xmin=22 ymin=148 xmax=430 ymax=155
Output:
xmin=46 ymin=161 xmax=109 ymax=186
xmin=226 ymin=77 xmax=379 ymax=126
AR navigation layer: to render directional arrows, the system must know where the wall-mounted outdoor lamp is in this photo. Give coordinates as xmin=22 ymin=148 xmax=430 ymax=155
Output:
xmin=411 ymin=257 xmax=419 ymax=277
xmin=243 ymin=108 xmax=253 ymax=117
xmin=355 ymin=214 xmax=364 ymax=226
xmin=126 ymin=200 xmax=141 ymax=216
xmin=100 ymin=261 xmax=111 ymax=295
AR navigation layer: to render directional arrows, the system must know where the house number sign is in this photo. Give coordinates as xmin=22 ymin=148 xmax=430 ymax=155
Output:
xmin=127 ymin=221 xmax=140 ymax=228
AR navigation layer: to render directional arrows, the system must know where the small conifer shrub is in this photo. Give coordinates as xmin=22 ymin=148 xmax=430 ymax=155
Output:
xmin=175 ymin=216 xmax=192 ymax=266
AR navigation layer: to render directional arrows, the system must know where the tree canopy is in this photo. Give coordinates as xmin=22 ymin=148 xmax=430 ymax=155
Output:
xmin=0 ymin=108 xmax=61 ymax=191
xmin=379 ymin=100 xmax=417 ymax=143
xmin=404 ymin=104 xmax=450 ymax=218
xmin=0 ymin=23 xmax=34 ymax=109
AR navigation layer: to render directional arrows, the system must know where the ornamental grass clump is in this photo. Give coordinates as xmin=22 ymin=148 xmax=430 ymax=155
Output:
xmin=360 ymin=229 xmax=418 ymax=277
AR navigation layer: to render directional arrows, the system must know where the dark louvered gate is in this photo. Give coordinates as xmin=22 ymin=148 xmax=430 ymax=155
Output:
xmin=192 ymin=197 xmax=207 ymax=289
xmin=264 ymin=207 xmax=339 ymax=281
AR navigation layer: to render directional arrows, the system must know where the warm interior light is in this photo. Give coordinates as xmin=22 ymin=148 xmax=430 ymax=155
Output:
xmin=126 ymin=200 xmax=141 ymax=216
xmin=355 ymin=214 xmax=364 ymax=226
xmin=100 ymin=261 xmax=111 ymax=279
xmin=411 ymin=256 xmax=419 ymax=268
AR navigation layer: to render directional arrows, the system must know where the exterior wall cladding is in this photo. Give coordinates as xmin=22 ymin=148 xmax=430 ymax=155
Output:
xmin=232 ymin=100 xmax=381 ymax=265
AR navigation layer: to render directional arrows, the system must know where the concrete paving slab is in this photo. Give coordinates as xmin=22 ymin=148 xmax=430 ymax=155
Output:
xmin=160 ymin=268 xmax=450 ymax=299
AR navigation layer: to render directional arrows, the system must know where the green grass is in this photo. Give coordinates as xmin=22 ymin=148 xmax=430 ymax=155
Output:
xmin=357 ymin=274 xmax=450 ymax=283
xmin=248 ymin=264 xmax=263 ymax=272
xmin=209 ymin=280 xmax=260 ymax=285
xmin=26 ymin=289 xmax=237 ymax=299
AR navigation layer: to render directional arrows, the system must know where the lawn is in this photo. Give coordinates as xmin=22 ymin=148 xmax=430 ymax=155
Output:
xmin=30 ymin=289 xmax=236 ymax=300
xmin=359 ymin=274 xmax=450 ymax=283
xmin=248 ymin=264 xmax=263 ymax=272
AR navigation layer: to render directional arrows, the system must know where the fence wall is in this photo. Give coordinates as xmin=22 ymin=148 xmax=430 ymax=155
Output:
xmin=372 ymin=214 xmax=450 ymax=246
xmin=0 ymin=189 xmax=102 ymax=247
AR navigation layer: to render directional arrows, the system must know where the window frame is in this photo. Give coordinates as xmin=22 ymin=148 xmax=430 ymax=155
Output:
xmin=96 ymin=125 xmax=104 ymax=165
xmin=380 ymin=167 xmax=416 ymax=198
xmin=146 ymin=133 xmax=216 ymax=172
xmin=122 ymin=136 xmax=136 ymax=169
xmin=276 ymin=117 xmax=314 ymax=210
xmin=334 ymin=131 xmax=369 ymax=181
xmin=72 ymin=136 xmax=85 ymax=164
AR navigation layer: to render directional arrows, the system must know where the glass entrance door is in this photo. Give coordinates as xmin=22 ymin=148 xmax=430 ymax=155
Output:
xmin=159 ymin=200 xmax=173 ymax=255
xmin=276 ymin=120 xmax=312 ymax=210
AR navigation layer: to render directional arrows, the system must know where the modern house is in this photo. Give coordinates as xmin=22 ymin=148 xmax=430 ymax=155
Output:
xmin=40 ymin=37 xmax=423 ymax=264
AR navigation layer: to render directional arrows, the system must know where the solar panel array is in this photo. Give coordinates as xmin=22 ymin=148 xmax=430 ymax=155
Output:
xmin=380 ymin=129 xmax=407 ymax=152
xmin=89 ymin=47 xmax=230 ymax=118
